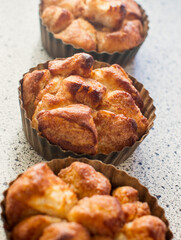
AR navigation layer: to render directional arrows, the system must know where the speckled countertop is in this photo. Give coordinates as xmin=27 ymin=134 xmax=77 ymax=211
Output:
xmin=0 ymin=0 xmax=180 ymax=239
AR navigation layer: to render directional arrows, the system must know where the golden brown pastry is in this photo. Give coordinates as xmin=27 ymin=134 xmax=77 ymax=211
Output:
xmin=81 ymin=0 xmax=126 ymax=29
xmin=41 ymin=0 xmax=145 ymax=52
xmin=23 ymin=69 xmax=50 ymax=118
xmin=96 ymin=20 xmax=143 ymax=53
xmin=67 ymin=195 xmax=125 ymax=236
xmin=91 ymin=64 xmax=143 ymax=110
xmin=4 ymin=161 xmax=167 ymax=240
xmin=122 ymin=202 xmax=151 ymax=222
xmin=39 ymin=222 xmax=90 ymax=240
xmin=99 ymin=90 xmax=148 ymax=137
xmin=62 ymin=75 xmax=107 ymax=108
xmin=22 ymin=53 xmax=148 ymax=155
xmin=54 ymin=18 xmax=97 ymax=51
xmin=41 ymin=6 xmax=73 ymax=33
xmin=11 ymin=215 xmax=61 ymax=240
xmin=58 ymin=161 xmax=111 ymax=198
xmin=5 ymin=163 xmax=77 ymax=227
xmin=93 ymin=110 xmax=138 ymax=154
xmin=41 ymin=0 xmax=85 ymax=16
xmin=112 ymin=186 xmax=138 ymax=204
xmin=120 ymin=0 xmax=142 ymax=20
xmin=116 ymin=215 xmax=166 ymax=240
xmin=37 ymin=104 xmax=98 ymax=154
xmin=48 ymin=53 xmax=94 ymax=77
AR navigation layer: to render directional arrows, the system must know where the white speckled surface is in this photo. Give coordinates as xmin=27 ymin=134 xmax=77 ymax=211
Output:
xmin=0 ymin=0 xmax=181 ymax=239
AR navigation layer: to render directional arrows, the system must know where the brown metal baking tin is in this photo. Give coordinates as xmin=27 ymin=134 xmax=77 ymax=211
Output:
xmin=39 ymin=3 xmax=149 ymax=66
xmin=1 ymin=157 xmax=173 ymax=239
xmin=18 ymin=59 xmax=156 ymax=165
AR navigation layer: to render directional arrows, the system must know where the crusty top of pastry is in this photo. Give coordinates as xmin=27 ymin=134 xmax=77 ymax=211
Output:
xmin=22 ymin=53 xmax=148 ymax=155
xmin=41 ymin=0 xmax=146 ymax=52
xmin=6 ymin=161 xmax=166 ymax=240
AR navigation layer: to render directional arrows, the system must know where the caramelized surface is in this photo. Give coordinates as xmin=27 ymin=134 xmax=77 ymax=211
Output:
xmin=116 ymin=216 xmax=166 ymax=240
xmin=12 ymin=215 xmax=61 ymax=240
xmin=39 ymin=222 xmax=90 ymax=240
xmin=22 ymin=53 xmax=148 ymax=155
xmin=41 ymin=0 xmax=144 ymax=52
xmin=41 ymin=6 xmax=73 ymax=33
xmin=54 ymin=18 xmax=97 ymax=51
xmin=58 ymin=161 xmax=111 ymax=198
xmin=67 ymin=195 xmax=125 ymax=236
xmin=112 ymin=186 xmax=139 ymax=204
xmin=5 ymin=161 xmax=166 ymax=240
xmin=5 ymin=163 xmax=77 ymax=227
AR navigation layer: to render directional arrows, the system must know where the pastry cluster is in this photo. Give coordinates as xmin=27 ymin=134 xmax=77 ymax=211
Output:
xmin=5 ymin=161 xmax=166 ymax=240
xmin=22 ymin=53 xmax=148 ymax=155
xmin=41 ymin=0 xmax=145 ymax=52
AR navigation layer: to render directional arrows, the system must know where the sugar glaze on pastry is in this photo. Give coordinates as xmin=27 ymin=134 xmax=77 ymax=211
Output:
xmin=5 ymin=161 xmax=167 ymax=240
xmin=22 ymin=53 xmax=148 ymax=155
xmin=41 ymin=0 xmax=145 ymax=52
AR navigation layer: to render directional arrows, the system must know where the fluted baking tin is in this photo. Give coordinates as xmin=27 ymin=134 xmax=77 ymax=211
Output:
xmin=18 ymin=59 xmax=156 ymax=165
xmin=1 ymin=157 xmax=173 ymax=239
xmin=39 ymin=3 xmax=149 ymax=66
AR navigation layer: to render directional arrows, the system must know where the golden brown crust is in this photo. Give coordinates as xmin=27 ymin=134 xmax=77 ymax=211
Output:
xmin=32 ymin=93 xmax=74 ymax=130
xmin=5 ymin=163 xmax=77 ymax=228
xmin=41 ymin=0 xmax=144 ymax=53
xmin=121 ymin=0 xmax=142 ymax=20
xmin=93 ymin=110 xmax=137 ymax=154
xmin=39 ymin=222 xmax=91 ymax=240
xmin=22 ymin=69 xmax=50 ymax=118
xmin=97 ymin=20 xmax=143 ymax=53
xmin=67 ymin=195 xmax=125 ymax=236
xmin=112 ymin=186 xmax=138 ymax=204
xmin=37 ymin=104 xmax=98 ymax=154
xmin=11 ymin=215 xmax=61 ymax=240
xmin=99 ymin=90 xmax=148 ymax=137
xmin=58 ymin=162 xmax=111 ymax=199
xmin=54 ymin=18 xmax=97 ymax=51
xmin=48 ymin=53 xmax=94 ymax=77
xmin=91 ymin=64 xmax=143 ymax=110
xmin=22 ymin=53 xmax=148 ymax=155
xmin=62 ymin=75 xmax=107 ymax=108
xmin=5 ymin=161 xmax=167 ymax=240
xmin=41 ymin=0 xmax=85 ymax=15
xmin=41 ymin=6 xmax=73 ymax=33
xmin=122 ymin=202 xmax=151 ymax=222
xmin=82 ymin=0 xmax=126 ymax=29
xmin=120 ymin=215 xmax=166 ymax=240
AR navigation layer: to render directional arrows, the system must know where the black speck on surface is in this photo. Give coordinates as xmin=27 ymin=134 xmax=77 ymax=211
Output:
xmin=155 ymin=195 xmax=161 ymax=200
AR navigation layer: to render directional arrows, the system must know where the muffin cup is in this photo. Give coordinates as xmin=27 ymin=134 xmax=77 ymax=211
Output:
xmin=1 ymin=157 xmax=173 ymax=239
xmin=18 ymin=59 xmax=156 ymax=165
xmin=39 ymin=3 xmax=149 ymax=66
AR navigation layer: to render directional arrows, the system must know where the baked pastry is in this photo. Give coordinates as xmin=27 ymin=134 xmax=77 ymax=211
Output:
xmin=39 ymin=222 xmax=90 ymax=240
xmin=22 ymin=53 xmax=148 ymax=155
xmin=112 ymin=186 xmax=139 ymax=204
xmin=58 ymin=161 xmax=111 ymax=198
xmin=40 ymin=0 xmax=146 ymax=53
xmin=67 ymin=195 xmax=125 ymax=236
xmin=11 ymin=215 xmax=61 ymax=240
xmin=5 ymin=163 xmax=77 ymax=227
xmin=115 ymin=216 xmax=166 ymax=240
xmin=4 ymin=160 xmax=167 ymax=240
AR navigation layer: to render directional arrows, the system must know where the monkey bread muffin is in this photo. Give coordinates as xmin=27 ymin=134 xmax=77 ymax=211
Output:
xmin=3 ymin=159 xmax=171 ymax=240
xmin=39 ymin=0 xmax=149 ymax=64
xmin=21 ymin=53 xmax=150 ymax=160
